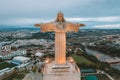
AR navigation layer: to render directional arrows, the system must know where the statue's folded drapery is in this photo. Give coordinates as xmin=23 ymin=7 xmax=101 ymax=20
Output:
xmin=34 ymin=11 xmax=85 ymax=64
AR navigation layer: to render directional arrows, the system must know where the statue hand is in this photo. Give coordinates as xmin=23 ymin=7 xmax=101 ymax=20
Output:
xmin=34 ymin=24 xmax=41 ymax=27
xmin=79 ymin=24 xmax=85 ymax=27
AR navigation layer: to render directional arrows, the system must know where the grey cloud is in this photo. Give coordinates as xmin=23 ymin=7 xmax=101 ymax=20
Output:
xmin=0 ymin=0 xmax=120 ymax=28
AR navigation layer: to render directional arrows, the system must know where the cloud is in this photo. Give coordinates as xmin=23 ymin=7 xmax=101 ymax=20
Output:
xmin=92 ymin=24 xmax=120 ymax=29
xmin=0 ymin=0 xmax=95 ymax=14
xmin=0 ymin=0 xmax=106 ymax=19
xmin=1 ymin=16 xmax=120 ymax=26
xmin=67 ymin=16 xmax=120 ymax=22
xmin=0 ymin=18 xmax=54 ymax=25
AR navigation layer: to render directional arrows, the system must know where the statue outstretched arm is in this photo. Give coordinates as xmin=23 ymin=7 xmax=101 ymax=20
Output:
xmin=34 ymin=23 xmax=42 ymax=27
xmin=66 ymin=22 xmax=85 ymax=32
xmin=77 ymin=23 xmax=85 ymax=27
xmin=34 ymin=23 xmax=55 ymax=32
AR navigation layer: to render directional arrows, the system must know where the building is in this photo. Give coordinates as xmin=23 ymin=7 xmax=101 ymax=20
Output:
xmin=11 ymin=56 xmax=30 ymax=65
xmin=35 ymin=52 xmax=44 ymax=57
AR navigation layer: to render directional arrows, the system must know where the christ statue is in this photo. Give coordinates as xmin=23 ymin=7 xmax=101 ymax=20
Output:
xmin=35 ymin=11 xmax=85 ymax=65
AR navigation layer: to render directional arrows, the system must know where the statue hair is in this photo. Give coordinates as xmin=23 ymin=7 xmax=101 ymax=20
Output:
xmin=55 ymin=11 xmax=66 ymax=22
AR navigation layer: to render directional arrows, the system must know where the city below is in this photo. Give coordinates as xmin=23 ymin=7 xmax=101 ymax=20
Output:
xmin=0 ymin=28 xmax=120 ymax=80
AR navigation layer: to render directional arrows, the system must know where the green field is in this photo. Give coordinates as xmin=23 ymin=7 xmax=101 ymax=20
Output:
xmin=6 ymin=72 xmax=25 ymax=80
xmin=72 ymin=54 xmax=94 ymax=65
xmin=0 ymin=62 xmax=16 ymax=70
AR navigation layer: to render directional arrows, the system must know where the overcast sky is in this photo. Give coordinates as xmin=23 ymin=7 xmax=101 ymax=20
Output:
xmin=0 ymin=0 xmax=120 ymax=29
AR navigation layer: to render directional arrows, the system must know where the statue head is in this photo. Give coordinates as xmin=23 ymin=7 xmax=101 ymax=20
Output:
xmin=55 ymin=11 xmax=65 ymax=22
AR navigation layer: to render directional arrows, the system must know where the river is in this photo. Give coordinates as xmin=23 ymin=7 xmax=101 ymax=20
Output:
xmin=85 ymin=48 xmax=120 ymax=70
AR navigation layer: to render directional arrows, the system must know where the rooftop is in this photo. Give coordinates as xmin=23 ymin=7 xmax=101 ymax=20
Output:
xmin=13 ymin=56 xmax=30 ymax=62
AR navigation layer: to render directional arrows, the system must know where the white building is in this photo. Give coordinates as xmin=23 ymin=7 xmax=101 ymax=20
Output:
xmin=1 ymin=50 xmax=26 ymax=60
xmin=11 ymin=56 xmax=30 ymax=65
xmin=35 ymin=52 xmax=44 ymax=57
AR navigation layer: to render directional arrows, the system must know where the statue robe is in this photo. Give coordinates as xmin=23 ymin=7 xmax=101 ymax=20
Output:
xmin=40 ymin=22 xmax=80 ymax=64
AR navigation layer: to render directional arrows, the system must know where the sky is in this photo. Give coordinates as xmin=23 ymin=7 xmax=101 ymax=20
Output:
xmin=0 ymin=0 xmax=120 ymax=29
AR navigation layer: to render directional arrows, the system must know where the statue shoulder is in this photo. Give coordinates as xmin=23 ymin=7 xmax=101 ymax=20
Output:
xmin=65 ymin=22 xmax=76 ymax=26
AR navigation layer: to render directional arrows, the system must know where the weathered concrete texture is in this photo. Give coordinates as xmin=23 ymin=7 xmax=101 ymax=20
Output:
xmin=43 ymin=61 xmax=80 ymax=80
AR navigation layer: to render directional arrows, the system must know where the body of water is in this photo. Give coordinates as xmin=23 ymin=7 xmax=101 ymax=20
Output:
xmin=85 ymin=48 xmax=120 ymax=70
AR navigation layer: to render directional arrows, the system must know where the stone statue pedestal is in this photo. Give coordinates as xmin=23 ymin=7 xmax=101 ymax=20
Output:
xmin=42 ymin=59 xmax=80 ymax=80
xmin=52 ymin=64 xmax=70 ymax=69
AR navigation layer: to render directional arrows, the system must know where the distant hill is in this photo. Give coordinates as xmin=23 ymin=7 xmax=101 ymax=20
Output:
xmin=31 ymin=32 xmax=54 ymax=40
xmin=0 ymin=25 xmax=19 ymax=28
xmin=0 ymin=25 xmax=39 ymax=31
